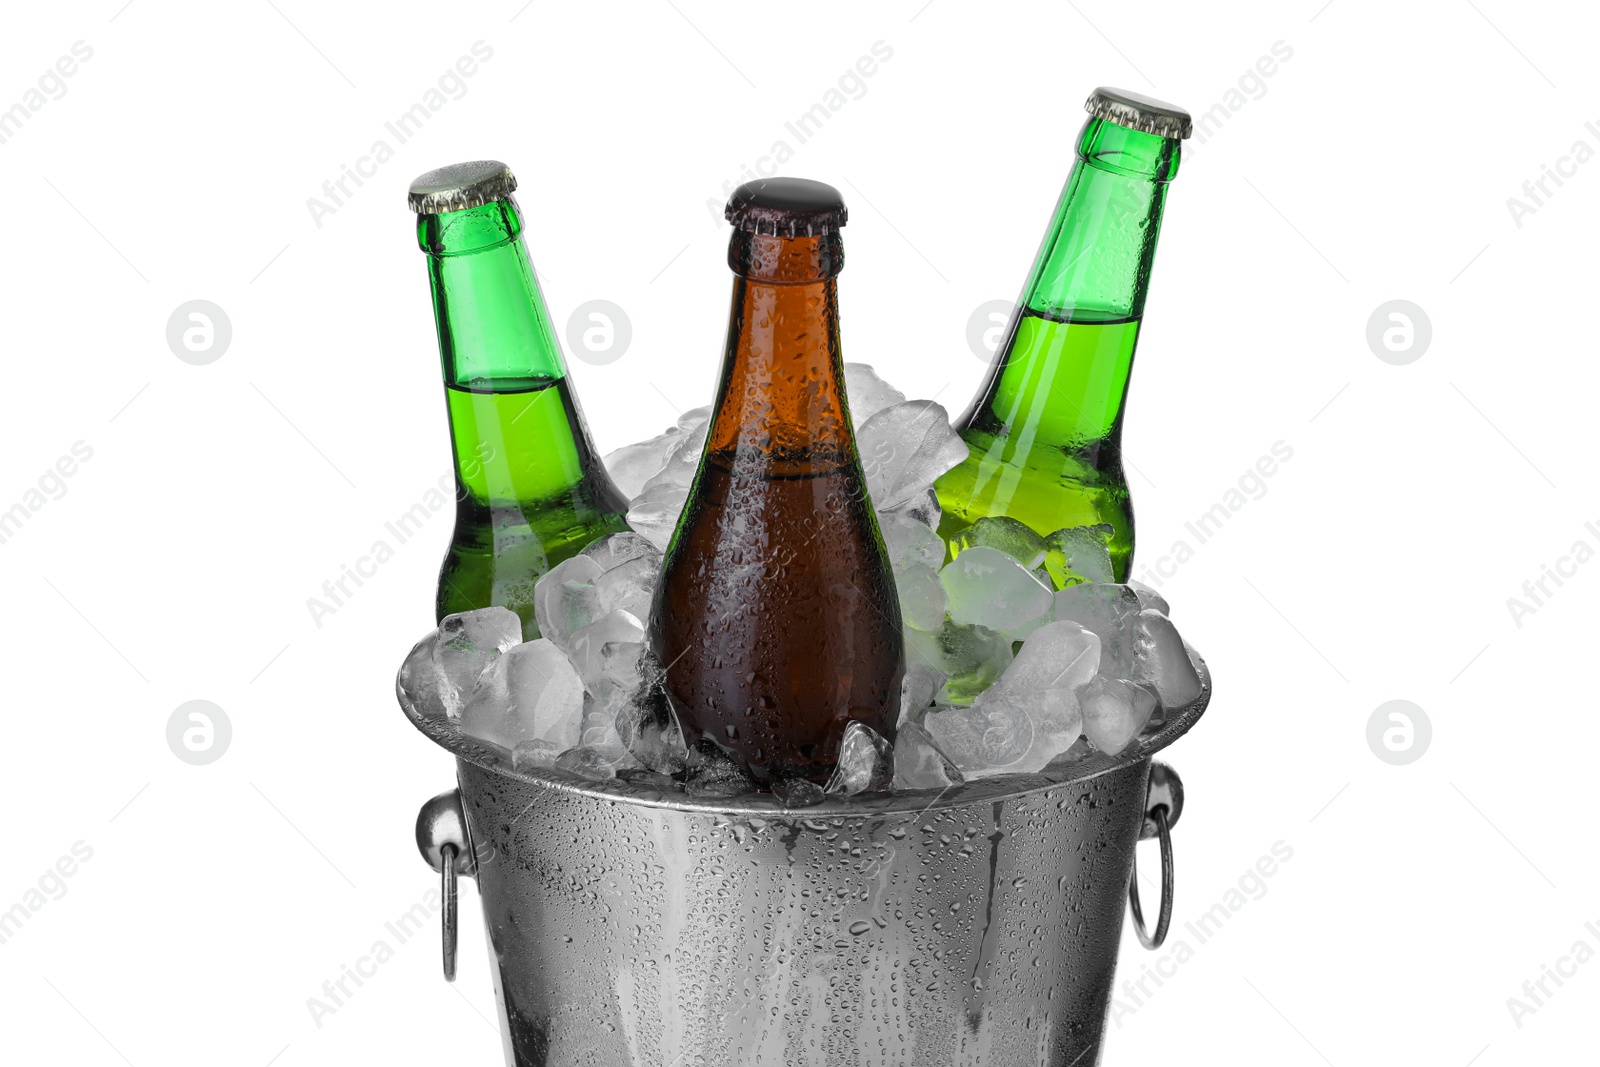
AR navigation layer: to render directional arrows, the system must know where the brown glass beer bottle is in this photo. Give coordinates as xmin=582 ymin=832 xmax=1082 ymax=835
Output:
xmin=649 ymin=178 xmax=904 ymax=785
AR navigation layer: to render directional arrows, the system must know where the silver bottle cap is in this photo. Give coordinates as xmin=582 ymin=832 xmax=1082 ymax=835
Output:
xmin=407 ymin=160 xmax=518 ymax=215
xmin=1084 ymin=87 xmax=1192 ymax=140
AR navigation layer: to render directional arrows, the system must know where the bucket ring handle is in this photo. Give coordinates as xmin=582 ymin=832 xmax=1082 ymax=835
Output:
xmin=1129 ymin=761 xmax=1182 ymax=950
xmin=416 ymin=789 xmax=475 ymax=982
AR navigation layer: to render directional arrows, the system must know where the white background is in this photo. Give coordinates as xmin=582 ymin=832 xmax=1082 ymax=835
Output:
xmin=1 ymin=1 xmax=1594 ymax=1064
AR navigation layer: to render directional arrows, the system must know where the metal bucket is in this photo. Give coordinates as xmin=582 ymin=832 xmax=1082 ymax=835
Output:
xmin=406 ymin=656 xmax=1208 ymax=1066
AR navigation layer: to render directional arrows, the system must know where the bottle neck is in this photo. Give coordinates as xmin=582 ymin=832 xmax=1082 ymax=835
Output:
xmin=418 ymin=199 xmax=611 ymax=512
xmin=418 ymin=198 xmax=568 ymax=388
xmin=709 ymin=231 xmax=855 ymax=467
xmin=1015 ymin=117 xmax=1179 ymax=324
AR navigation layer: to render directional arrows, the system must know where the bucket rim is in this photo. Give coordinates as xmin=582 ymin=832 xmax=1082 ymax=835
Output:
xmin=400 ymin=643 xmax=1209 ymax=818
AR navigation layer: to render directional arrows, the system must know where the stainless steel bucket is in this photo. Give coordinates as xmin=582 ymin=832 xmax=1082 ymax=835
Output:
xmin=406 ymin=657 xmax=1208 ymax=1066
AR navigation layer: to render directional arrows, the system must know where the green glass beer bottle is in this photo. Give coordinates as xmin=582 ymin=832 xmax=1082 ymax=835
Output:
xmin=935 ymin=88 xmax=1191 ymax=583
xmin=410 ymin=161 xmax=629 ymax=639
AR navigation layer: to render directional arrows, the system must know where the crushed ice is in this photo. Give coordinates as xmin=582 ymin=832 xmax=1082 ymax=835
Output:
xmin=400 ymin=364 xmax=1203 ymax=797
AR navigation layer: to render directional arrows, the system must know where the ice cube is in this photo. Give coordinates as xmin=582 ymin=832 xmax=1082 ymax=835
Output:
xmin=824 ymin=722 xmax=894 ymax=796
xmin=568 ymin=610 xmax=647 ymax=706
xmin=996 ymin=608 xmax=1053 ymax=645
xmin=511 ymin=738 xmax=562 ymax=772
xmin=397 ymin=630 xmax=447 ymax=721
xmin=630 ymin=713 xmax=689 ymax=776
xmin=1128 ymin=579 xmax=1170 ymax=616
xmin=898 ymin=662 xmax=945 ymax=724
xmin=856 ymin=400 xmax=970 ymax=510
xmin=771 ymin=777 xmax=826 ymax=808
xmin=581 ymin=531 xmax=663 ymax=572
xmin=604 ymin=427 xmax=685 ymax=499
xmin=621 ymin=647 xmax=668 ymax=722
xmin=677 ymin=405 xmax=712 ymax=432
xmin=1043 ymin=525 xmax=1116 ymax=587
xmin=531 ymin=555 xmax=604 ymax=653
xmin=1051 ymin=583 xmax=1141 ymax=677
xmin=996 ymin=621 xmax=1101 ymax=695
xmin=555 ymin=746 xmax=618 ymax=781
xmin=1133 ymin=609 xmax=1202 ymax=711
xmin=1081 ymin=677 xmax=1158 ymax=755
xmin=890 ymin=722 xmax=964 ymax=790
xmin=626 ymin=481 xmax=690 ymax=552
xmin=904 ymin=620 xmax=1014 ymax=705
xmin=593 ymin=555 xmax=659 ymax=621
xmin=458 ymin=638 xmax=585 ymax=752
xmin=502 ymin=642 xmax=585 ymax=751
xmin=432 ymin=607 xmax=523 ymax=718
xmin=949 ymin=516 xmax=1048 ymax=570
xmin=1006 ymin=687 xmax=1084 ymax=773
xmin=879 ymin=510 xmax=945 ymax=573
xmin=844 ymin=363 xmax=908 ymax=427
xmin=880 ymin=487 xmax=942 ymax=531
xmin=640 ymin=420 xmax=711 ymax=493
xmin=578 ymin=713 xmax=631 ymax=764
xmin=940 ymin=546 xmax=1053 ymax=632
xmin=895 ymin=563 xmax=948 ymax=632
xmin=683 ymin=739 xmax=757 ymax=797
xmin=923 ymin=696 xmax=1035 ymax=778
